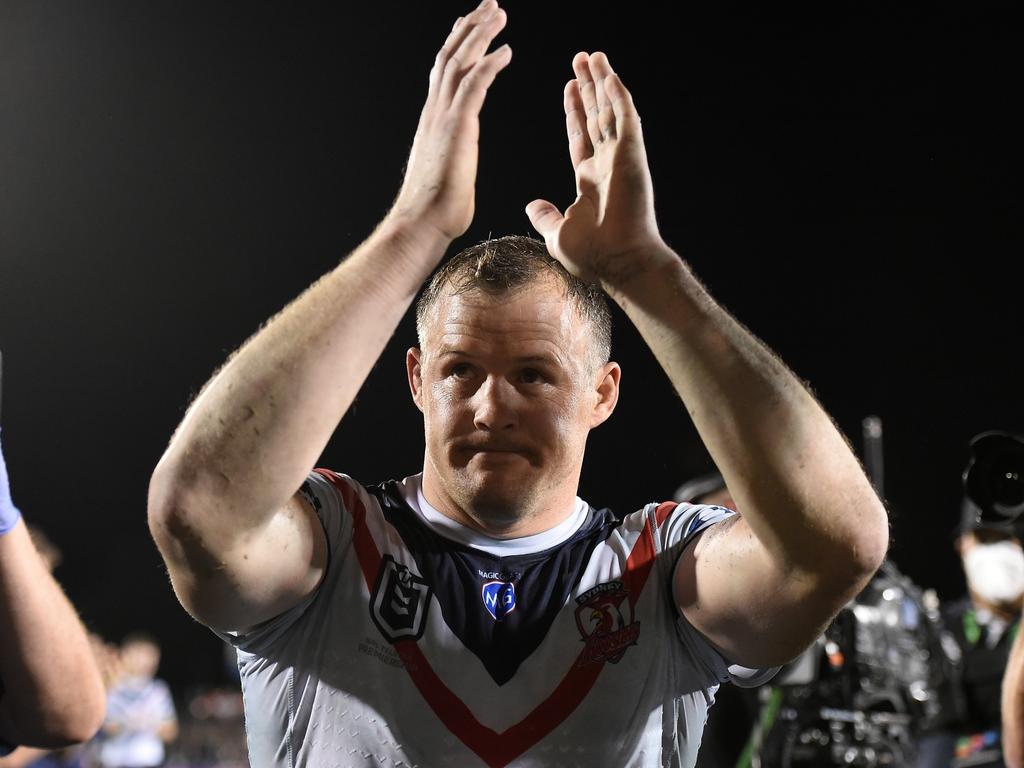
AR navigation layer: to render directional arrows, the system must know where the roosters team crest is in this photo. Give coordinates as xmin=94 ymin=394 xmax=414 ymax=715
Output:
xmin=574 ymin=581 xmax=640 ymax=665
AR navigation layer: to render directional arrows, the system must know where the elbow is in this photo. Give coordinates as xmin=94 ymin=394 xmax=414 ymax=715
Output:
xmin=147 ymin=457 xmax=244 ymax=629
xmin=147 ymin=450 xmax=211 ymax=555
xmin=51 ymin=697 xmax=105 ymax=747
xmin=52 ymin=659 xmax=107 ymax=747
xmin=147 ymin=450 xmax=190 ymax=533
xmin=820 ymin=496 xmax=890 ymax=595
xmin=851 ymin=496 xmax=890 ymax=578
xmin=11 ymin=681 xmax=106 ymax=748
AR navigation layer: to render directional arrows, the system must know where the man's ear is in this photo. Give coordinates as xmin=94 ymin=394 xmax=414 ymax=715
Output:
xmin=589 ymin=361 xmax=621 ymax=428
xmin=407 ymin=347 xmax=425 ymax=413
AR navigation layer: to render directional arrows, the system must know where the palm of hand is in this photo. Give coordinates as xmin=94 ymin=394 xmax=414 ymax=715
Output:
xmin=391 ymin=4 xmax=512 ymax=242
xmin=554 ymin=135 xmax=656 ymax=285
xmin=528 ymin=52 xmax=662 ymax=287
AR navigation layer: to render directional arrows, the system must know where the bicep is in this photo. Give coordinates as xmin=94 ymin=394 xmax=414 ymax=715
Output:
xmin=158 ymin=491 xmax=328 ymax=633
xmin=674 ymin=515 xmax=851 ymax=668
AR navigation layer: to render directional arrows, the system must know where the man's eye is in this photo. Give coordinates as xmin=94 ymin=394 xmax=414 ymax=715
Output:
xmin=449 ymin=363 xmax=473 ymax=379
xmin=519 ymin=368 xmax=544 ymax=384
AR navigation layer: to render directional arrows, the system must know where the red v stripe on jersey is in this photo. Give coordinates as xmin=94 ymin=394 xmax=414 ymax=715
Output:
xmin=316 ymin=470 xmax=675 ymax=768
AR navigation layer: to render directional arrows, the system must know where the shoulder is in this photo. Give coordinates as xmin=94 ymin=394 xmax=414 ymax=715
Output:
xmin=593 ymin=501 xmax=737 ymax=558
xmin=652 ymin=501 xmax=738 ymax=552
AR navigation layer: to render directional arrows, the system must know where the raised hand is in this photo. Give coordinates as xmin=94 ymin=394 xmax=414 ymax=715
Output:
xmin=391 ymin=0 xmax=512 ymax=242
xmin=526 ymin=52 xmax=664 ymax=287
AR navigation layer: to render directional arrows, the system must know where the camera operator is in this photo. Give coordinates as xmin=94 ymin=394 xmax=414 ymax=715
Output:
xmin=918 ymin=432 xmax=1024 ymax=768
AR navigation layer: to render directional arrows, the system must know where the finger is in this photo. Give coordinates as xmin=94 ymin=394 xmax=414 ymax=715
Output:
xmin=588 ymin=52 xmax=617 ymax=143
xmin=441 ymin=6 xmax=508 ymax=105
xmin=429 ymin=0 xmax=499 ymax=97
xmin=451 ymin=43 xmax=512 ymax=117
xmin=571 ymin=52 xmax=602 ymax=149
xmin=564 ymin=79 xmax=592 ymax=170
xmin=602 ymin=71 xmax=642 ymax=140
xmin=525 ymin=199 xmax=564 ymax=244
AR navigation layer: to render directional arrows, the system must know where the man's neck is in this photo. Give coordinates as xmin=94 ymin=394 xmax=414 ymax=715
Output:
xmin=419 ymin=468 xmax=580 ymax=539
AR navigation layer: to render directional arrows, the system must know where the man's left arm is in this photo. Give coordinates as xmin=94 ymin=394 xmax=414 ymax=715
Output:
xmin=528 ymin=52 xmax=889 ymax=669
xmin=1003 ymin=623 xmax=1024 ymax=768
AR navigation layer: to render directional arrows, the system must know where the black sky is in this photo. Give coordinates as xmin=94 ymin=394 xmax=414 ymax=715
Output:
xmin=0 ymin=3 xmax=1021 ymax=692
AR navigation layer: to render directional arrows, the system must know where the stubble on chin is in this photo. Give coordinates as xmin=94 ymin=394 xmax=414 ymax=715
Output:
xmin=450 ymin=469 xmax=541 ymax=534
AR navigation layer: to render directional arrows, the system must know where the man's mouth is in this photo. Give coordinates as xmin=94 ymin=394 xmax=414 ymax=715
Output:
xmin=459 ymin=444 xmax=530 ymax=458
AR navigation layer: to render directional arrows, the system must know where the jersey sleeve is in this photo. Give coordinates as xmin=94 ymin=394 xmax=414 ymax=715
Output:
xmin=661 ymin=502 xmax=779 ymax=689
xmin=210 ymin=469 xmax=356 ymax=655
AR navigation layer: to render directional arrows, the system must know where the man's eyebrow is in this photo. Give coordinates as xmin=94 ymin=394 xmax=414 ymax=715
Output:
xmin=434 ymin=348 xmax=562 ymax=366
xmin=511 ymin=355 xmax=561 ymax=366
xmin=436 ymin=346 xmax=470 ymax=358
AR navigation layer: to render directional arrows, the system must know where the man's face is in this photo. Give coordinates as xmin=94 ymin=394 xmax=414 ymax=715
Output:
xmin=408 ymin=277 xmax=618 ymax=533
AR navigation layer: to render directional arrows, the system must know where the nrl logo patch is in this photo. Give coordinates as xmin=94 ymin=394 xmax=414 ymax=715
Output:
xmin=574 ymin=581 xmax=640 ymax=666
xmin=370 ymin=555 xmax=432 ymax=643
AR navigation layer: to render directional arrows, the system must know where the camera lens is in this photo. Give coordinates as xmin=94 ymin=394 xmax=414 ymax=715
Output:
xmin=990 ymin=455 xmax=1024 ymax=514
xmin=963 ymin=432 xmax=1024 ymax=526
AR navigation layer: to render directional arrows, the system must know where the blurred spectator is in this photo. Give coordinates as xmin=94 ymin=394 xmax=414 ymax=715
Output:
xmin=97 ymin=634 xmax=177 ymax=768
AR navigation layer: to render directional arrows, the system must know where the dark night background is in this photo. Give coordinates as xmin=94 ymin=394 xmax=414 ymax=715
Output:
xmin=0 ymin=3 xmax=1020 ymax=695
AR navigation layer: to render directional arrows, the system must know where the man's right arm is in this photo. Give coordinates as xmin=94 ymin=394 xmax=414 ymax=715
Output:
xmin=147 ymin=0 xmax=512 ymax=633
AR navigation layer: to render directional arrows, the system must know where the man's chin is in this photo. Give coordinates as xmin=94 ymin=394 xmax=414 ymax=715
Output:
xmin=458 ymin=475 xmax=538 ymax=530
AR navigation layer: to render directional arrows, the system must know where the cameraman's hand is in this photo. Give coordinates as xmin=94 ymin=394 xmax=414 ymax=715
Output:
xmin=390 ymin=0 xmax=512 ymax=242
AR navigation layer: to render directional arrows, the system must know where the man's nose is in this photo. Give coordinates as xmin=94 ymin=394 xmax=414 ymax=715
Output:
xmin=472 ymin=376 xmax=517 ymax=432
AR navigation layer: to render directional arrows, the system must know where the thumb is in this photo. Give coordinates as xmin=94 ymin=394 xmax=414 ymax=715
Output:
xmin=525 ymin=199 xmax=564 ymax=241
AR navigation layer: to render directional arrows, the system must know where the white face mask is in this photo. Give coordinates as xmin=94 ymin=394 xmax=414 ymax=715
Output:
xmin=963 ymin=540 xmax=1024 ymax=605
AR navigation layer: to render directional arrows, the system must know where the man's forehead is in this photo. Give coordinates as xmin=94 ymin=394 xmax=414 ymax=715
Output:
xmin=419 ymin=280 xmax=594 ymax=362
xmin=432 ymin=280 xmax=577 ymax=330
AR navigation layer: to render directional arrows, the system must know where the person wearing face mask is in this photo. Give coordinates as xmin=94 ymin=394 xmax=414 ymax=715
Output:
xmin=917 ymin=494 xmax=1024 ymax=767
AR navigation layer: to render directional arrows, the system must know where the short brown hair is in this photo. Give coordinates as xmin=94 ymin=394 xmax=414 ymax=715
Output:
xmin=415 ymin=236 xmax=612 ymax=367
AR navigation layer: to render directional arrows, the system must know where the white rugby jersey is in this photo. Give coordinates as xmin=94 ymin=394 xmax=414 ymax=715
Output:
xmin=217 ymin=470 xmax=773 ymax=768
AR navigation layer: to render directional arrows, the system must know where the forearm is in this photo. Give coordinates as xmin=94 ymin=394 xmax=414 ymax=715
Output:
xmin=150 ymin=216 xmax=449 ymax=532
xmin=0 ymin=522 xmax=105 ymax=747
xmin=606 ymin=245 xmax=887 ymax=581
xmin=1003 ymin=626 xmax=1024 ymax=768
xmin=0 ymin=747 xmax=50 ymax=768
